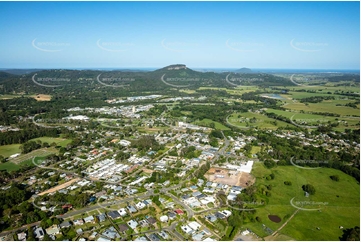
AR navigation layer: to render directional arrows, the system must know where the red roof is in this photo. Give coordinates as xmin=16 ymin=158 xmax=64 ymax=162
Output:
xmin=174 ymin=209 xmax=184 ymax=214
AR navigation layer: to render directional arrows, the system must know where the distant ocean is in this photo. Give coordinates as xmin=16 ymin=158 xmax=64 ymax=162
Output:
xmin=1 ymin=67 xmax=359 ymax=74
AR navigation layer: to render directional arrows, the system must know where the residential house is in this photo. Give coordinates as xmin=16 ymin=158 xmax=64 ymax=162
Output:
xmin=46 ymin=225 xmax=61 ymax=236
xmin=147 ymin=233 xmax=161 ymax=241
xmin=84 ymin=215 xmax=95 ymax=223
xmin=188 ymin=221 xmax=201 ymax=231
xmin=118 ymin=224 xmax=129 ymax=234
xmin=107 ymin=211 xmax=121 ymax=220
xmin=118 ymin=208 xmax=127 ymax=217
xmin=73 ymin=219 xmax=84 ymax=226
xmin=159 ymin=215 xmax=168 ymax=223
xmin=127 ymin=205 xmax=137 ymax=213
xmin=146 ymin=217 xmax=157 ymax=226
xmin=17 ymin=232 xmax=27 ymax=241
xmin=127 ymin=220 xmax=138 ymax=230
xmin=33 ymin=227 xmax=44 ymax=240
xmin=60 ymin=221 xmax=72 ymax=229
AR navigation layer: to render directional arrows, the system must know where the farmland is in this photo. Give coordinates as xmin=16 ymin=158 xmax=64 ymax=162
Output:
xmin=242 ymin=163 xmax=360 ymax=241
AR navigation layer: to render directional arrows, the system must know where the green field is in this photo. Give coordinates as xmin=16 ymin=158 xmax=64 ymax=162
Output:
xmin=0 ymin=144 xmax=21 ymax=157
xmin=29 ymin=137 xmax=72 ymax=147
xmin=227 ymin=112 xmax=295 ymax=130
xmin=193 ymin=118 xmax=230 ymax=130
xmin=284 ymin=101 xmax=359 ymax=116
xmin=265 ymin=108 xmax=360 ymax=131
xmin=243 ymin=163 xmax=360 ymax=240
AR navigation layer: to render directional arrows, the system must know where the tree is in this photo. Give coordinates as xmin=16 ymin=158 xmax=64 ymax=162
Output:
xmin=302 ymin=184 xmax=316 ymax=195
xmin=340 ymin=226 xmax=360 ymax=241
xmin=330 ymin=175 xmax=340 ymax=181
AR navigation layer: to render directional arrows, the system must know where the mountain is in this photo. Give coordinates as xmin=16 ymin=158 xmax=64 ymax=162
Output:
xmin=234 ymin=67 xmax=252 ymax=73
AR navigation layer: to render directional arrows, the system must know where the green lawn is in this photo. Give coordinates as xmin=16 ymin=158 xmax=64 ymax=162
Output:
xmin=193 ymin=118 xmax=230 ymax=130
xmin=228 ymin=112 xmax=295 ymax=130
xmin=245 ymin=163 xmax=360 ymax=241
xmin=29 ymin=137 xmax=72 ymax=147
xmin=0 ymin=144 xmax=21 ymax=158
xmin=284 ymin=100 xmax=359 ymax=116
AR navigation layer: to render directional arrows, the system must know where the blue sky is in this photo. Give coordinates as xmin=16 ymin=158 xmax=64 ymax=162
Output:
xmin=0 ymin=1 xmax=359 ymax=69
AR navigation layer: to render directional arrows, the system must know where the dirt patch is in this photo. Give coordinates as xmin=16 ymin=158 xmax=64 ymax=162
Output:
xmin=32 ymin=94 xmax=51 ymax=101
xmin=142 ymin=168 xmax=154 ymax=174
xmin=268 ymin=215 xmax=281 ymax=223
xmin=205 ymin=167 xmax=254 ymax=187
xmin=238 ymin=172 xmax=256 ymax=187
xmin=37 ymin=178 xmax=80 ymax=196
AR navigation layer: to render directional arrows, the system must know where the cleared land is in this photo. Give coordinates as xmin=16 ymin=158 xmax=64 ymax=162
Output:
xmin=228 ymin=112 xmax=294 ymax=130
xmin=0 ymin=144 xmax=21 ymax=157
xmin=37 ymin=178 xmax=80 ymax=196
xmin=242 ymin=163 xmax=360 ymax=241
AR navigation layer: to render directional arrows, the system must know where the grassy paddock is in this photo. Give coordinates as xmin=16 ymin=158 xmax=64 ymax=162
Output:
xmin=246 ymin=163 xmax=360 ymax=241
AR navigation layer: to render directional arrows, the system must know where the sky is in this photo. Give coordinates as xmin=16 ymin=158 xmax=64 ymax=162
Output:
xmin=0 ymin=1 xmax=359 ymax=69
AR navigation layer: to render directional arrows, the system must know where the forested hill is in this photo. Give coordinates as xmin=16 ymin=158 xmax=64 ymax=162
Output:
xmin=0 ymin=65 xmax=298 ymax=96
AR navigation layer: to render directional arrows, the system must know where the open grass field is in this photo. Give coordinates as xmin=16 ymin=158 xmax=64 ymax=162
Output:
xmin=193 ymin=118 xmax=230 ymax=130
xmin=244 ymin=163 xmax=360 ymax=241
xmin=284 ymin=101 xmax=359 ymax=116
xmin=0 ymin=144 xmax=21 ymax=157
xmin=29 ymin=136 xmax=72 ymax=147
xmin=0 ymin=156 xmax=45 ymax=171
xmin=264 ymin=108 xmax=360 ymax=131
xmin=228 ymin=112 xmax=295 ymax=130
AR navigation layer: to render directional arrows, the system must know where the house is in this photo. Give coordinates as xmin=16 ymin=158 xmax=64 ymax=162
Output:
xmin=158 ymin=230 xmax=169 ymax=240
xmin=192 ymin=232 xmax=204 ymax=241
xmin=139 ymin=220 xmax=149 ymax=227
xmin=89 ymin=232 xmax=98 ymax=240
xmin=215 ymin=212 xmax=226 ymax=219
xmin=174 ymin=209 xmax=184 ymax=215
xmin=46 ymin=225 xmax=60 ymax=236
xmin=102 ymin=227 xmax=120 ymax=240
xmin=97 ymin=213 xmax=106 ymax=223
xmin=17 ymin=232 xmax=26 ymax=241
xmin=73 ymin=219 xmax=84 ymax=226
xmin=118 ymin=224 xmax=129 ymax=233
xmin=147 ymin=233 xmax=161 ymax=241
xmin=127 ymin=220 xmax=138 ymax=230
xmin=118 ymin=208 xmax=127 ymax=217
xmin=107 ymin=211 xmax=121 ymax=220
xmin=188 ymin=221 xmax=201 ymax=231
xmin=221 ymin=210 xmax=232 ymax=218
xmin=160 ymin=215 xmax=168 ymax=223
xmin=146 ymin=217 xmax=157 ymax=225
xmin=76 ymin=228 xmax=83 ymax=235
xmin=181 ymin=225 xmax=193 ymax=234
xmin=205 ymin=214 xmax=217 ymax=222
xmin=33 ymin=227 xmax=45 ymax=240
xmin=136 ymin=201 xmax=146 ymax=210
xmin=127 ymin=205 xmax=137 ymax=213
xmin=167 ymin=211 xmax=177 ymax=220
xmin=60 ymin=221 xmax=72 ymax=229
xmin=84 ymin=215 xmax=95 ymax=223
xmin=134 ymin=236 xmax=148 ymax=241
